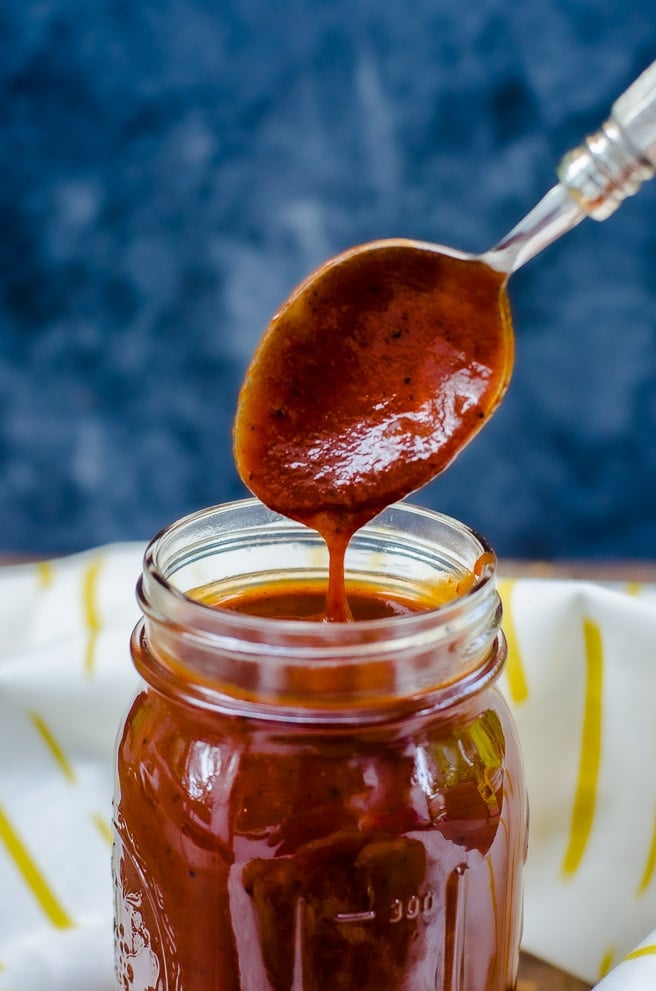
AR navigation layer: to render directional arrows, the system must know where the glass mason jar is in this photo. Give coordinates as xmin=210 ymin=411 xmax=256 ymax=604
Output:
xmin=113 ymin=498 xmax=527 ymax=991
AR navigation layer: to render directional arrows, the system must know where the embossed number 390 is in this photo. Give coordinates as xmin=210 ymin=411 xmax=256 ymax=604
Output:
xmin=388 ymin=890 xmax=435 ymax=924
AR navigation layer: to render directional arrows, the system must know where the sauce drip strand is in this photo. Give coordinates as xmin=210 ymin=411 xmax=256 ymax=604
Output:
xmin=234 ymin=240 xmax=513 ymax=620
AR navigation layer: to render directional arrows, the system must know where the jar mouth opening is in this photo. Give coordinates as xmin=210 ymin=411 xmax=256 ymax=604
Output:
xmin=139 ymin=497 xmax=497 ymax=645
xmin=135 ymin=498 xmax=503 ymax=717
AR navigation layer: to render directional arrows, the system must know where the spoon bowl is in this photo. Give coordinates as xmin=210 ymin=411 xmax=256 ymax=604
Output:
xmin=234 ymin=237 xmax=513 ymax=537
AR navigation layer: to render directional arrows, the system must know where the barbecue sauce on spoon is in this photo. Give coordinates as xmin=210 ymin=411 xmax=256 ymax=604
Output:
xmin=234 ymin=240 xmax=513 ymax=619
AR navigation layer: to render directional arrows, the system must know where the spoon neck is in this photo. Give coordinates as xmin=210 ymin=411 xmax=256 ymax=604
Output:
xmin=487 ymin=116 xmax=656 ymax=276
xmin=487 ymin=61 xmax=656 ymax=275
xmin=557 ymin=116 xmax=656 ymax=222
xmin=485 ymin=185 xmax=584 ymax=275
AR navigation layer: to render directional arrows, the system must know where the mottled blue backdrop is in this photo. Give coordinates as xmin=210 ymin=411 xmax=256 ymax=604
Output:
xmin=1 ymin=0 xmax=655 ymax=559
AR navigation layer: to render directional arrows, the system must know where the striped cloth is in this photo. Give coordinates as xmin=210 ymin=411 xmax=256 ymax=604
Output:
xmin=0 ymin=546 xmax=141 ymax=990
xmin=0 ymin=546 xmax=654 ymax=989
xmin=499 ymin=577 xmax=656 ymax=987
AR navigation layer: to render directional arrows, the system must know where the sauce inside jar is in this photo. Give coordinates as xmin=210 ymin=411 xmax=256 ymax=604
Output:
xmin=194 ymin=567 xmax=476 ymax=622
xmin=116 ymin=569 xmax=526 ymax=991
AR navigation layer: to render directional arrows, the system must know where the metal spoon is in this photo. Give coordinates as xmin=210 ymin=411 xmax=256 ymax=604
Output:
xmin=234 ymin=61 xmax=656 ymax=538
xmin=474 ymin=58 xmax=656 ymax=274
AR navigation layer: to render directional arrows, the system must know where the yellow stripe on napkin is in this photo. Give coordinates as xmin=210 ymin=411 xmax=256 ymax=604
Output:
xmin=91 ymin=812 xmax=113 ymax=846
xmin=0 ymin=802 xmax=74 ymax=929
xmin=36 ymin=559 xmax=54 ymax=586
xmin=497 ymin=579 xmax=529 ymax=704
xmin=29 ymin=711 xmax=76 ymax=784
xmin=598 ymin=945 xmax=616 ymax=979
xmin=82 ymin=557 xmax=103 ymax=677
xmin=637 ymin=805 xmax=656 ymax=896
xmin=624 ymin=943 xmax=656 ymax=961
xmin=562 ymin=617 xmax=604 ymax=877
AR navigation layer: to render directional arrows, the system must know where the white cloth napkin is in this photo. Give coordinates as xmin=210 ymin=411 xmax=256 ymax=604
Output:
xmin=0 ymin=544 xmax=654 ymax=990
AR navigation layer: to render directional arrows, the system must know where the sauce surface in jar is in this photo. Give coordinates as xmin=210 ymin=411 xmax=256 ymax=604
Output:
xmin=198 ymin=569 xmax=473 ymax=621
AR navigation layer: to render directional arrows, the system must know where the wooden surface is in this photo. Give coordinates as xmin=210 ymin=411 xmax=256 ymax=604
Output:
xmin=518 ymin=952 xmax=591 ymax=990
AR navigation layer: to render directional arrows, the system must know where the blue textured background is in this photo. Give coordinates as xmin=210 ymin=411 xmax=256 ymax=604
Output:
xmin=1 ymin=0 xmax=655 ymax=559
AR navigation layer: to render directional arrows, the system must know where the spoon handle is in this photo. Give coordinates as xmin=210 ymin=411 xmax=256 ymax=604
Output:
xmin=487 ymin=60 xmax=656 ymax=274
xmin=558 ymin=59 xmax=656 ymax=219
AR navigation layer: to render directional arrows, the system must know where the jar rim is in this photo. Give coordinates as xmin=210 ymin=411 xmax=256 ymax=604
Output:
xmin=139 ymin=497 xmax=496 ymax=645
xmin=134 ymin=498 xmax=504 ymax=719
